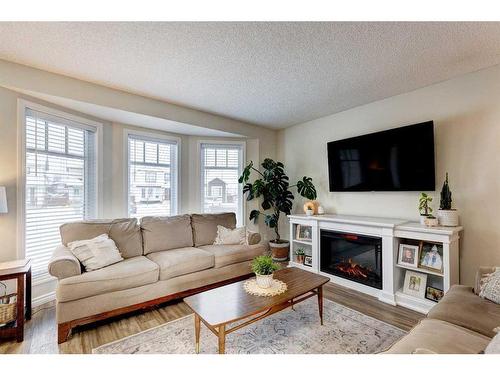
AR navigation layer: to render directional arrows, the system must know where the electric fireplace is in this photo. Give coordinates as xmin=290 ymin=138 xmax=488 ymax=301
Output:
xmin=320 ymin=230 xmax=382 ymax=289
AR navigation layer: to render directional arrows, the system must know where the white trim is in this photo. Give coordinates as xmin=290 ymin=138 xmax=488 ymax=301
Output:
xmin=16 ymin=99 xmax=104 ymax=274
xmin=123 ymin=128 xmax=181 ymax=217
xmin=32 ymin=291 xmax=56 ymax=308
xmin=198 ymin=140 xmax=246 ymax=225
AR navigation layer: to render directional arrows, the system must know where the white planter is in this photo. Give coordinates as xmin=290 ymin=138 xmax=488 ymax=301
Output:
xmin=437 ymin=209 xmax=459 ymax=227
xmin=424 ymin=216 xmax=439 ymax=227
xmin=306 ymin=209 xmax=314 ymax=216
xmin=419 ymin=215 xmax=428 ymax=225
xmin=255 ymin=273 xmax=273 ymax=289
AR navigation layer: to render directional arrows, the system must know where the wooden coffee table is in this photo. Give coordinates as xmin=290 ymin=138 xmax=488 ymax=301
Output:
xmin=183 ymin=267 xmax=329 ymax=354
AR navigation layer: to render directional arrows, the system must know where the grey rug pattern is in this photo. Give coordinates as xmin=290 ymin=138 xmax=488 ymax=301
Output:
xmin=93 ymin=298 xmax=405 ymax=354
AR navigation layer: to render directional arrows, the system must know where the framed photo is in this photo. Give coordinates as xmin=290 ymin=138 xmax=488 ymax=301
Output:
xmin=398 ymin=244 xmax=419 ymax=268
xmin=426 ymin=286 xmax=444 ymax=302
xmin=403 ymin=270 xmax=428 ymax=299
xmin=303 ymin=255 xmax=313 ymax=267
xmin=295 ymin=225 xmax=312 ymax=241
xmin=419 ymin=242 xmax=443 ymax=273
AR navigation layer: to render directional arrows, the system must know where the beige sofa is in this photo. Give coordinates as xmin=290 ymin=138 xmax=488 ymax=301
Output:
xmin=48 ymin=212 xmax=266 ymax=343
xmin=384 ymin=267 xmax=500 ymax=354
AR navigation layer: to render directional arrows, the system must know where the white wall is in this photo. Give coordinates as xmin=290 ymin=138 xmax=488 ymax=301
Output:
xmin=277 ymin=64 xmax=500 ymax=286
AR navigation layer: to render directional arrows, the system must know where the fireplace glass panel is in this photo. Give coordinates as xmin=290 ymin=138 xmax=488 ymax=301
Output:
xmin=320 ymin=230 xmax=382 ymax=289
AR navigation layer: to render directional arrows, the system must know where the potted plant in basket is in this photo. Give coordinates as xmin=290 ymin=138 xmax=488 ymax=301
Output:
xmin=295 ymin=248 xmax=306 ymax=264
xmin=239 ymin=158 xmax=317 ymax=261
xmin=437 ymin=173 xmax=459 ymax=226
xmin=252 ymin=255 xmax=280 ymax=289
xmin=418 ymin=192 xmax=433 ymax=224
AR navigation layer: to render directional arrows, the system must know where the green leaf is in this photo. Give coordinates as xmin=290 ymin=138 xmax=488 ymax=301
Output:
xmin=242 ymin=183 xmax=254 ymax=201
xmin=238 ymin=161 xmax=253 ymax=184
xmin=249 ymin=209 xmax=261 ymax=224
xmin=252 ymin=179 xmax=265 ymax=198
xmin=264 ymin=214 xmax=278 ymax=228
xmin=296 ymin=176 xmax=317 ymax=200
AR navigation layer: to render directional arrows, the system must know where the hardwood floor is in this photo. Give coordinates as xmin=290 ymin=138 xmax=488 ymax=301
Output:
xmin=0 ymin=282 xmax=423 ymax=354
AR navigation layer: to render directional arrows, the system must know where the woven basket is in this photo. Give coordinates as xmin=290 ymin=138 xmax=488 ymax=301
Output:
xmin=0 ymin=293 xmax=17 ymax=326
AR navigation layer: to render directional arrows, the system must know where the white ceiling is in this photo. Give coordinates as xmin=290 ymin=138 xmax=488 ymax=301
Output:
xmin=1 ymin=22 xmax=500 ymax=129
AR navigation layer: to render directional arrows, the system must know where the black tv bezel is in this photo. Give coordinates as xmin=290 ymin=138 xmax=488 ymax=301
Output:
xmin=327 ymin=121 xmax=436 ymax=192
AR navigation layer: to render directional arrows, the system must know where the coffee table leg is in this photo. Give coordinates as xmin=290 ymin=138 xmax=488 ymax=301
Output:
xmin=318 ymin=286 xmax=323 ymax=325
xmin=218 ymin=324 xmax=226 ymax=354
xmin=194 ymin=314 xmax=201 ymax=354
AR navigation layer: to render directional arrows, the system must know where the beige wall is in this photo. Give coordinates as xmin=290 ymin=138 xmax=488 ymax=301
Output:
xmin=0 ymin=79 xmax=276 ymax=300
xmin=277 ymin=64 xmax=500 ymax=286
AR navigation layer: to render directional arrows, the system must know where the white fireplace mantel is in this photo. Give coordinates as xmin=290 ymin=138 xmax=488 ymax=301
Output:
xmin=287 ymin=214 xmax=463 ymax=314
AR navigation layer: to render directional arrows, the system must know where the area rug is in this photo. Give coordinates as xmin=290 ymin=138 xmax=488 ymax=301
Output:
xmin=93 ymin=298 xmax=405 ymax=354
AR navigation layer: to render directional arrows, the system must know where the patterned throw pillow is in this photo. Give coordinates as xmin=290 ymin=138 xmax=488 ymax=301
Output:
xmin=213 ymin=225 xmax=247 ymax=245
xmin=68 ymin=234 xmax=124 ymax=272
xmin=479 ymin=269 xmax=500 ymax=304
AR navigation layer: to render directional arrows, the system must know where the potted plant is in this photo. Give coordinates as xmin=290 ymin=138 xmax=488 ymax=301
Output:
xmin=418 ymin=192 xmax=433 ymax=224
xmin=251 ymin=255 xmax=280 ymax=289
xmin=437 ymin=173 xmax=459 ymax=226
xmin=239 ymin=158 xmax=317 ymax=261
xmin=295 ymin=248 xmax=306 ymax=264
xmin=423 ymin=215 xmax=439 ymax=227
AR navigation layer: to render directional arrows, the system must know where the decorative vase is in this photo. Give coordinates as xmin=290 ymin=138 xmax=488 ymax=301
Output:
xmin=296 ymin=255 xmax=305 ymax=264
xmin=305 ymin=209 xmax=314 ymax=216
xmin=420 ymin=215 xmax=428 ymax=225
xmin=255 ymin=273 xmax=273 ymax=289
xmin=317 ymin=206 xmax=325 ymax=215
xmin=424 ymin=216 xmax=439 ymax=227
xmin=437 ymin=209 xmax=459 ymax=227
xmin=269 ymin=240 xmax=290 ymax=261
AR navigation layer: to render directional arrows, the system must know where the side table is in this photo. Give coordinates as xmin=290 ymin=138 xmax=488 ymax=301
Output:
xmin=0 ymin=259 xmax=31 ymax=342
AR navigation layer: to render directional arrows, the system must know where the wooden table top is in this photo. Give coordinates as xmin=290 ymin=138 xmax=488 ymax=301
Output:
xmin=0 ymin=259 xmax=31 ymax=277
xmin=184 ymin=267 xmax=329 ymax=326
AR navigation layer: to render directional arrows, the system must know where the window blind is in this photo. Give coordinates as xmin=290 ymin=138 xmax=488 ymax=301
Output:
xmin=128 ymin=134 xmax=178 ymax=218
xmin=200 ymin=143 xmax=243 ymax=225
xmin=24 ymin=108 xmax=97 ymax=281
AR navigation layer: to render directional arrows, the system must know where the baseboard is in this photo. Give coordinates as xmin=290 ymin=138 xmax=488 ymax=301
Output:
xmin=32 ymin=291 xmax=56 ymax=308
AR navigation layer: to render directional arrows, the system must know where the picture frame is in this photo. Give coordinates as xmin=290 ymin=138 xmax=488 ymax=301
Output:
xmin=303 ymin=255 xmax=313 ymax=267
xmin=426 ymin=286 xmax=444 ymax=302
xmin=418 ymin=242 xmax=444 ymax=273
xmin=403 ymin=270 xmax=428 ymax=299
xmin=397 ymin=244 xmax=419 ymax=268
xmin=295 ymin=225 xmax=312 ymax=241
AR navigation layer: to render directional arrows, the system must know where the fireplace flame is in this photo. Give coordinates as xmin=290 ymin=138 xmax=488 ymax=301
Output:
xmin=336 ymin=259 xmax=370 ymax=279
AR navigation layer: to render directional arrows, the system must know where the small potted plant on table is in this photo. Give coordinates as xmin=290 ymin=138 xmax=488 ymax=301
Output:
xmin=251 ymin=255 xmax=280 ymax=289
xmin=295 ymin=248 xmax=306 ymax=264
xmin=418 ymin=192 xmax=433 ymax=224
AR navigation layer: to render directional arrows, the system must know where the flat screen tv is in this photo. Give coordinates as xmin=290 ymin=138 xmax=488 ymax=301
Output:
xmin=327 ymin=121 xmax=435 ymax=192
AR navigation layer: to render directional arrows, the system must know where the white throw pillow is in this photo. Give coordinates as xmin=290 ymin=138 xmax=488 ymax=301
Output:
xmin=213 ymin=225 xmax=246 ymax=245
xmin=68 ymin=234 xmax=124 ymax=272
xmin=479 ymin=269 xmax=500 ymax=304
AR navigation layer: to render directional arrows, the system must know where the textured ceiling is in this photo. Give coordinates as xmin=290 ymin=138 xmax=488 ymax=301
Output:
xmin=1 ymin=22 xmax=500 ymax=128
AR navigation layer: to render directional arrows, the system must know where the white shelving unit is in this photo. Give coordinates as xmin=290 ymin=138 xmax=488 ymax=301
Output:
xmin=287 ymin=214 xmax=463 ymax=314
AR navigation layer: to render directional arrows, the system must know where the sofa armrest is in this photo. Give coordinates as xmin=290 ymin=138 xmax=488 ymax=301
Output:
xmin=474 ymin=266 xmax=498 ymax=295
xmin=247 ymin=231 xmax=261 ymax=245
xmin=48 ymin=245 xmax=82 ymax=280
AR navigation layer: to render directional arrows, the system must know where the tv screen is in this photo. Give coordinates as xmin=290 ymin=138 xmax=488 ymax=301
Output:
xmin=327 ymin=121 xmax=435 ymax=192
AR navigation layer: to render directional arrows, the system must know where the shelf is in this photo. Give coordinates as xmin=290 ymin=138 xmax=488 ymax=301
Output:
xmin=395 ymin=264 xmax=444 ymax=277
xmin=292 ymin=239 xmax=312 ymax=245
xmin=395 ymin=289 xmax=436 ymax=314
xmin=289 ymin=261 xmax=314 ymax=271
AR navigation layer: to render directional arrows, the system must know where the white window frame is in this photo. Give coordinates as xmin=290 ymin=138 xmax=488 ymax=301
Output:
xmin=123 ymin=129 xmax=181 ymax=217
xmin=17 ymin=99 xmax=103 ymax=284
xmin=198 ymin=140 xmax=246 ymax=226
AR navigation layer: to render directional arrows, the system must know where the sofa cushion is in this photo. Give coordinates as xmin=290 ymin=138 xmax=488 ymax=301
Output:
xmin=57 ymin=256 xmax=159 ymax=302
xmin=427 ymin=285 xmax=500 ymax=338
xmin=191 ymin=213 xmax=236 ymax=247
xmin=199 ymin=243 xmax=267 ymax=268
xmin=141 ymin=215 xmax=193 ymax=254
xmin=383 ymin=319 xmax=490 ymax=354
xmin=146 ymin=247 xmax=214 ymax=280
xmin=60 ymin=218 xmax=143 ymax=259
